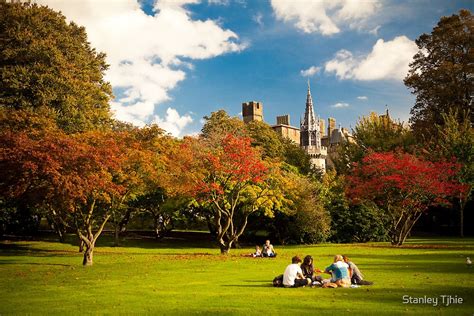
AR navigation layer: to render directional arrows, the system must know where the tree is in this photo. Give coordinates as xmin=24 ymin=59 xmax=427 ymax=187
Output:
xmin=333 ymin=111 xmax=414 ymax=174
xmin=174 ymin=134 xmax=285 ymax=254
xmin=246 ymin=120 xmax=285 ymax=159
xmin=0 ymin=2 xmax=113 ymax=133
xmin=107 ymin=125 xmax=170 ymax=246
xmin=430 ymin=110 xmax=474 ymax=236
xmin=201 ymin=110 xmax=247 ymax=141
xmin=346 ymin=151 xmax=467 ymax=245
xmin=404 ymin=9 xmax=474 ymax=137
xmin=281 ymin=137 xmax=312 ymax=175
xmin=0 ymin=127 xmax=128 ymax=265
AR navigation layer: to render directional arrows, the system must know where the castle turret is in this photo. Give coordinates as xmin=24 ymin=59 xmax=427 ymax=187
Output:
xmin=242 ymin=101 xmax=263 ymax=123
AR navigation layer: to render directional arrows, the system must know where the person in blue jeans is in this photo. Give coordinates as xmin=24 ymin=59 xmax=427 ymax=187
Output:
xmin=324 ymin=255 xmax=351 ymax=287
xmin=262 ymin=240 xmax=276 ymax=257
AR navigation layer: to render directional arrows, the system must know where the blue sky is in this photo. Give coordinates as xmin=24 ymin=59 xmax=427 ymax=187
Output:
xmin=39 ymin=0 xmax=473 ymax=136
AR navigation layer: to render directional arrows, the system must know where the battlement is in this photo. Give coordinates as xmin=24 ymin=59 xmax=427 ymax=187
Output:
xmin=242 ymin=101 xmax=263 ymax=123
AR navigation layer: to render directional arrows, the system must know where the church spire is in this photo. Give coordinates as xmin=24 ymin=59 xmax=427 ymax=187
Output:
xmin=300 ymin=80 xmax=321 ymax=148
xmin=303 ymin=80 xmax=316 ymax=130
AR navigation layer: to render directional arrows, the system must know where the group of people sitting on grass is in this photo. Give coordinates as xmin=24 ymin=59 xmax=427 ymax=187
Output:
xmin=274 ymin=254 xmax=373 ymax=288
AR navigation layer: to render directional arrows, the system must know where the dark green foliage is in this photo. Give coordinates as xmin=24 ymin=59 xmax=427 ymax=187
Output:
xmin=329 ymin=202 xmax=389 ymax=243
xmin=0 ymin=1 xmax=113 ymax=133
xmin=333 ymin=112 xmax=414 ymax=174
xmin=246 ymin=120 xmax=284 ymax=159
xmin=404 ymin=9 xmax=474 ymax=138
xmin=201 ymin=110 xmax=247 ymax=140
xmin=281 ymin=138 xmax=312 ymax=175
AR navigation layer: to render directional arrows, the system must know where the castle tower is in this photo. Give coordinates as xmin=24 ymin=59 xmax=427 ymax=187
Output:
xmin=327 ymin=117 xmax=336 ymax=138
xmin=242 ymin=101 xmax=263 ymax=123
xmin=300 ymin=81 xmax=327 ymax=171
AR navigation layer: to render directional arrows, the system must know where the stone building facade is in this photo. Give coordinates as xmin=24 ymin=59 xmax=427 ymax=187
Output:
xmin=241 ymin=82 xmax=352 ymax=172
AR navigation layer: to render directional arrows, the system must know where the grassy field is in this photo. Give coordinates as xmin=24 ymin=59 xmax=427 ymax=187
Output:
xmin=0 ymin=233 xmax=473 ymax=315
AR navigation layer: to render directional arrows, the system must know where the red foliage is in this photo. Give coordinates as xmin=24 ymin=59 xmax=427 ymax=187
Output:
xmin=194 ymin=134 xmax=268 ymax=200
xmin=346 ymin=151 xmax=468 ymax=212
xmin=0 ymin=129 xmax=127 ymax=211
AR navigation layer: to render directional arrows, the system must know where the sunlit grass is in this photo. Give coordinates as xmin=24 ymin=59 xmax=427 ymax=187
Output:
xmin=1 ymin=234 xmax=473 ymax=315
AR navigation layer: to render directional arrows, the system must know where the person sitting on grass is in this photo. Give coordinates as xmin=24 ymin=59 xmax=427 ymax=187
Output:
xmin=342 ymin=255 xmax=373 ymax=285
xmin=251 ymin=245 xmax=262 ymax=257
xmin=283 ymin=256 xmax=311 ymax=288
xmin=324 ymin=255 xmax=351 ymax=288
xmin=262 ymin=240 xmax=276 ymax=257
xmin=300 ymin=255 xmax=324 ymax=285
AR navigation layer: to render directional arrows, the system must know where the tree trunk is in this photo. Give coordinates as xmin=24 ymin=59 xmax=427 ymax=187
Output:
xmin=153 ymin=216 xmax=162 ymax=240
xmin=459 ymin=197 xmax=465 ymax=238
xmin=82 ymin=244 xmax=94 ymax=266
xmin=219 ymin=243 xmax=231 ymax=255
xmin=78 ymin=239 xmax=85 ymax=252
xmin=114 ymin=224 xmax=120 ymax=247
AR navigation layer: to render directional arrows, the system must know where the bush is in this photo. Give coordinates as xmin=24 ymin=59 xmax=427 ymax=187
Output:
xmin=329 ymin=202 xmax=389 ymax=243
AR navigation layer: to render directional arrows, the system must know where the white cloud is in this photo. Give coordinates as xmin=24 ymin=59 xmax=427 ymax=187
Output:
xmin=208 ymin=0 xmax=230 ymax=5
xmin=270 ymin=0 xmax=380 ymax=35
xmin=253 ymin=12 xmax=264 ymax=26
xmin=331 ymin=102 xmax=350 ymax=108
xmin=369 ymin=25 xmax=381 ymax=36
xmin=300 ymin=66 xmax=321 ymax=77
xmin=357 ymin=96 xmax=368 ymax=100
xmin=325 ymin=36 xmax=417 ymax=81
xmin=152 ymin=108 xmax=193 ymax=137
xmin=37 ymin=0 xmax=245 ymax=135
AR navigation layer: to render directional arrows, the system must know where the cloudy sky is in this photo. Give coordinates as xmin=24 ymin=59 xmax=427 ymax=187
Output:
xmin=38 ymin=0 xmax=472 ymax=136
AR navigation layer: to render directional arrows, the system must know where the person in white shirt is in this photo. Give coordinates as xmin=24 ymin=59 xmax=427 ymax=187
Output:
xmin=262 ymin=240 xmax=276 ymax=257
xmin=283 ymin=256 xmax=311 ymax=288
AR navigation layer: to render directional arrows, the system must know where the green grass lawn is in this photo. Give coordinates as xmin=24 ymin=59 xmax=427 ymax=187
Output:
xmin=1 ymin=234 xmax=473 ymax=315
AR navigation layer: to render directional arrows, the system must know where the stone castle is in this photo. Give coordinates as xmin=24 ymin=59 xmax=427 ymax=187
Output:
xmin=241 ymin=81 xmax=353 ymax=172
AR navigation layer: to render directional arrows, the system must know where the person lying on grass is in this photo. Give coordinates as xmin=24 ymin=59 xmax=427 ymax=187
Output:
xmin=282 ymin=256 xmax=312 ymax=288
xmin=342 ymin=255 xmax=373 ymax=285
xmin=262 ymin=240 xmax=276 ymax=257
xmin=323 ymin=255 xmax=351 ymax=288
xmin=300 ymin=255 xmax=324 ymax=285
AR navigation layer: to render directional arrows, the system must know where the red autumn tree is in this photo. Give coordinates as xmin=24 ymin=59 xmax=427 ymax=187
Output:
xmin=346 ymin=151 xmax=467 ymax=245
xmin=172 ymin=134 xmax=283 ymax=254
xmin=0 ymin=128 xmax=128 ymax=265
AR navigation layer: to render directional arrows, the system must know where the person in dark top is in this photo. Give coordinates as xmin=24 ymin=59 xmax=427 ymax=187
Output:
xmin=300 ymin=255 xmax=323 ymax=284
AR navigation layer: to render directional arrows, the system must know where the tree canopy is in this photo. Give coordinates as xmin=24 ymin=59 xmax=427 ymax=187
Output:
xmin=0 ymin=1 xmax=113 ymax=133
xmin=404 ymin=9 xmax=474 ymax=137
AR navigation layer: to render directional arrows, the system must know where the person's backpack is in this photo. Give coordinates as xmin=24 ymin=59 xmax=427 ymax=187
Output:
xmin=272 ymin=274 xmax=284 ymax=287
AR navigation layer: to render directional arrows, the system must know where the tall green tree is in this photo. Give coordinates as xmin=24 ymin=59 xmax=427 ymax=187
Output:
xmin=404 ymin=9 xmax=473 ymax=138
xmin=430 ymin=110 xmax=474 ymax=237
xmin=0 ymin=1 xmax=113 ymax=133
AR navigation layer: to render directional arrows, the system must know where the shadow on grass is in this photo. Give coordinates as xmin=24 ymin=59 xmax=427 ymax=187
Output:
xmin=0 ymin=243 xmax=78 ymax=257
xmin=0 ymin=260 xmax=71 ymax=267
xmin=222 ymin=284 xmax=273 ymax=288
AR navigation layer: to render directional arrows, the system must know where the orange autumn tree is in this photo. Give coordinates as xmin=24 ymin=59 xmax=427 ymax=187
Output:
xmin=346 ymin=151 xmax=467 ymax=245
xmin=0 ymin=127 xmax=129 ymax=265
xmin=173 ymin=134 xmax=284 ymax=254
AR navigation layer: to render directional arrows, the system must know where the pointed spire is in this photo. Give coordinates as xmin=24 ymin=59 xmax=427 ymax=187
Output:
xmin=300 ymin=80 xmax=322 ymax=149
xmin=303 ymin=80 xmax=316 ymax=130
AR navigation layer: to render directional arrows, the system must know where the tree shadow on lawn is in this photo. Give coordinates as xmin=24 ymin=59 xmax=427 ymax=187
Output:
xmin=0 ymin=243 xmax=77 ymax=257
xmin=57 ymin=231 xmax=218 ymax=250
xmin=0 ymin=259 xmax=71 ymax=267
